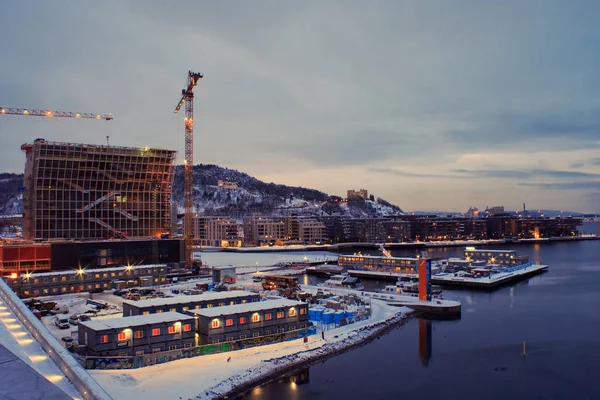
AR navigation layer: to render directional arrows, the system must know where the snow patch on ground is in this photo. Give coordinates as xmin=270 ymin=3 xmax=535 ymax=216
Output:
xmin=90 ymin=300 xmax=410 ymax=400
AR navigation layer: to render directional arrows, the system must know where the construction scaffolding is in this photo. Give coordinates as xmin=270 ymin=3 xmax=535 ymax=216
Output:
xmin=21 ymin=139 xmax=177 ymax=240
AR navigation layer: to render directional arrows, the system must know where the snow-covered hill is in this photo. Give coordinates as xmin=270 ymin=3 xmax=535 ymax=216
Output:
xmin=0 ymin=165 xmax=404 ymax=218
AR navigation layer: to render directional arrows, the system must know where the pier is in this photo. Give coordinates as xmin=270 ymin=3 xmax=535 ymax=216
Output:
xmin=431 ymin=263 xmax=549 ymax=289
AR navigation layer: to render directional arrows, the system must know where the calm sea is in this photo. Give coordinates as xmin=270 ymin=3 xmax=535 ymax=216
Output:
xmin=241 ymin=223 xmax=600 ymax=400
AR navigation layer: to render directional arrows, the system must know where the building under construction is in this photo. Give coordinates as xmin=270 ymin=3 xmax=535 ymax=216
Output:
xmin=21 ymin=139 xmax=177 ymax=240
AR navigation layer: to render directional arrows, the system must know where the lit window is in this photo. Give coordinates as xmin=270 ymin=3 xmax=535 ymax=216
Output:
xmin=207 ymin=304 xmax=213 ymax=308
xmin=289 ymin=308 xmax=296 ymax=317
xmin=151 ymin=328 xmax=160 ymax=336
xmin=183 ymin=324 xmax=192 ymax=332
xmin=265 ymin=313 xmax=272 ymax=321
xmin=118 ymin=332 xmax=127 ymax=341
xmin=100 ymin=335 xmax=108 ymax=343
xmin=300 ymin=308 xmax=307 ymax=315
xmin=168 ymin=325 xmax=177 ymax=334
xmin=219 ymin=302 xmax=225 ymax=307
xmin=211 ymin=319 xmax=220 ymax=328
xmin=195 ymin=305 xmax=201 ymax=309
xmin=252 ymin=313 xmax=260 ymax=323
xmin=230 ymin=301 xmax=235 ymax=305
xmin=276 ymin=312 xmax=284 ymax=319
xmin=142 ymin=311 xmax=150 ymax=315
xmin=170 ymin=308 xmax=176 ymax=312
xmin=239 ymin=317 xmax=247 ymax=324
xmin=226 ymin=319 xmax=233 ymax=327
xmin=135 ymin=331 xmax=143 ymax=339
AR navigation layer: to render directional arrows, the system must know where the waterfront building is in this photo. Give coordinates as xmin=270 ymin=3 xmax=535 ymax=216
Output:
xmin=4 ymin=264 xmax=167 ymax=298
xmin=193 ymin=215 xmax=241 ymax=247
xmin=382 ymin=219 xmax=412 ymax=242
xmin=78 ymin=312 xmax=195 ymax=357
xmin=122 ymin=290 xmax=260 ymax=316
xmin=298 ymin=219 xmax=325 ymax=244
xmin=463 ymin=248 xmax=529 ymax=266
xmin=243 ymin=216 xmax=288 ymax=246
xmin=21 ymin=139 xmax=176 ymax=240
xmin=464 ymin=219 xmax=487 ymax=239
xmin=338 ymin=254 xmax=419 ymax=273
xmin=186 ymin=298 xmax=309 ymax=345
xmin=487 ymin=206 xmax=505 ymax=216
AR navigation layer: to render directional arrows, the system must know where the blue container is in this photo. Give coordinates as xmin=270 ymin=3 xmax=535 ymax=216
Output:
xmin=208 ymin=283 xmax=214 ymax=290
xmin=323 ymin=311 xmax=334 ymax=324
xmin=309 ymin=309 xmax=317 ymax=321
xmin=346 ymin=311 xmax=354 ymax=320
xmin=334 ymin=311 xmax=344 ymax=324
xmin=314 ymin=309 xmax=324 ymax=321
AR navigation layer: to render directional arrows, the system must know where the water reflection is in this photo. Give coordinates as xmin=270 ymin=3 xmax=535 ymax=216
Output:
xmin=418 ymin=319 xmax=432 ymax=367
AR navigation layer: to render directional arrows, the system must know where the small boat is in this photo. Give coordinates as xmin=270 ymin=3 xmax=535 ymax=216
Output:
xmin=323 ymin=274 xmax=364 ymax=290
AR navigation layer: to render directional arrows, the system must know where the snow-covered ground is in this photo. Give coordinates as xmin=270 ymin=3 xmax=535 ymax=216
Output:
xmin=90 ymin=298 xmax=409 ymax=400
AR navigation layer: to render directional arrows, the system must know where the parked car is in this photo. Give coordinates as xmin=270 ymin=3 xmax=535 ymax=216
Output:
xmin=61 ymin=336 xmax=74 ymax=344
xmin=50 ymin=305 xmax=69 ymax=315
xmin=113 ymin=290 xmax=127 ymax=296
xmin=89 ymin=287 xmax=104 ymax=294
xmin=54 ymin=317 xmax=70 ymax=329
xmin=78 ymin=314 xmax=92 ymax=322
xmin=68 ymin=315 xmax=80 ymax=325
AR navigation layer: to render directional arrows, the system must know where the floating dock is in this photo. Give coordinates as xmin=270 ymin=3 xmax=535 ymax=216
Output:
xmin=431 ymin=264 xmax=549 ymax=289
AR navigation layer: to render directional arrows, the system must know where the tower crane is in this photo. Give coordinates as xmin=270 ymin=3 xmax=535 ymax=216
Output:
xmin=174 ymin=70 xmax=203 ymax=269
xmin=0 ymin=107 xmax=113 ymax=120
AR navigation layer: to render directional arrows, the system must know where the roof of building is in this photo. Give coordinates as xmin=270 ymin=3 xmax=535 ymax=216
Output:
xmin=19 ymin=264 xmax=165 ymax=278
xmin=187 ymin=298 xmax=306 ymax=318
xmin=123 ymin=290 xmax=258 ymax=308
xmin=339 ymin=254 xmax=418 ymax=261
xmin=79 ymin=312 xmax=192 ymax=331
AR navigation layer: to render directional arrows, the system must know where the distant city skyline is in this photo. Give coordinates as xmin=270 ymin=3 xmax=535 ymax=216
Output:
xmin=1 ymin=1 xmax=600 ymax=213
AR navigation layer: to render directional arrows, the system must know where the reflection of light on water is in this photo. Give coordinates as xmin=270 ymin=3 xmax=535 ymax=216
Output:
xmin=509 ymin=287 xmax=515 ymax=311
xmin=302 ymin=275 xmax=308 ymax=285
xmin=290 ymin=382 xmax=297 ymax=391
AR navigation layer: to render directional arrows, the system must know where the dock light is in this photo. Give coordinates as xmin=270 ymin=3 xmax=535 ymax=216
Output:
xmin=9 ymin=272 xmax=17 ymax=279
xmin=76 ymin=268 xmax=84 ymax=275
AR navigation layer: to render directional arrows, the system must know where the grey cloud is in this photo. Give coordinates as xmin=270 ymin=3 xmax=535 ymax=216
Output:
xmin=452 ymin=169 xmax=600 ymax=180
xmin=519 ymin=181 xmax=600 ymax=190
xmin=369 ymin=168 xmax=463 ymax=179
xmin=570 ymin=158 xmax=600 ymax=168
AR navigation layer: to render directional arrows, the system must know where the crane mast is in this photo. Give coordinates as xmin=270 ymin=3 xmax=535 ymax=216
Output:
xmin=0 ymin=107 xmax=113 ymax=120
xmin=174 ymin=70 xmax=203 ymax=269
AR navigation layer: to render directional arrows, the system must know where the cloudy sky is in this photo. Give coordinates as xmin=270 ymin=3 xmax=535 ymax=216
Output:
xmin=1 ymin=1 xmax=600 ymax=213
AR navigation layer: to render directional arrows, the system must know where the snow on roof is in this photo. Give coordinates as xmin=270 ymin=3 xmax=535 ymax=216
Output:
xmin=464 ymin=248 xmax=516 ymax=253
xmin=188 ymin=298 xmax=306 ymax=318
xmin=79 ymin=312 xmax=193 ymax=331
xmin=339 ymin=254 xmax=418 ymax=261
xmin=18 ymin=264 xmax=165 ymax=278
xmin=124 ymin=290 xmax=257 ymax=308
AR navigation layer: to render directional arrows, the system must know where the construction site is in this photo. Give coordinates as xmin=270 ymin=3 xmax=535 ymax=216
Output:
xmin=0 ymin=71 xmax=204 ymax=277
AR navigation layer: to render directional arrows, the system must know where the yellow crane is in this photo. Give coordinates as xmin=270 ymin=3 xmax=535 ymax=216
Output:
xmin=0 ymin=107 xmax=112 ymax=120
xmin=174 ymin=70 xmax=203 ymax=269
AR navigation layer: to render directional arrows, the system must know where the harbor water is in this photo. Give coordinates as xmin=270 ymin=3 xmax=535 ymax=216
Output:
xmin=238 ymin=223 xmax=600 ymax=399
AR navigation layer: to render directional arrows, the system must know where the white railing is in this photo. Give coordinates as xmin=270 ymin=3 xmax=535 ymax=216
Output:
xmin=0 ymin=278 xmax=112 ymax=400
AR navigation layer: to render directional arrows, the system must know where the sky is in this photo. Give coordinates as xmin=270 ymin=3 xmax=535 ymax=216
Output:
xmin=1 ymin=1 xmax=600 ymax=213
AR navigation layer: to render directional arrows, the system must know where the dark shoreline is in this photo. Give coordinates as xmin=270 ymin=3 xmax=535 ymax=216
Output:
xmin=210 ymin=311 xmax=415 ymax=400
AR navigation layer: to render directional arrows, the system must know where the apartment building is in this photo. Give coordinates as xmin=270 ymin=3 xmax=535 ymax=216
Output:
xmin=192 ymin=215 xmax=241 ymax=247
xmin=243 ymin=216 xmax=288 ymax=246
